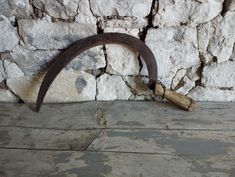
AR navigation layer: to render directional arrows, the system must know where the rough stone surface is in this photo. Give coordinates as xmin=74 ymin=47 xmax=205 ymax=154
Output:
xmin=142 ymin=26 xmax=200 ymax=87
xmin=18 ymin=18 xmax=97 ymax=50
xmin=0 ymin=60 xmax=6 ymax=82
xmin=176 ymin=76 xmax=195 ymax=95
xmin=74 ymin=0 xmax=97 ymax=24
xmin=0 ymin=0 xmax=33 ymax=18
xmin=67 ymin=46 xmax=106 ymax=71
xmin=198 ymin=12 xmax=235 ymax=63
xmin=0 ymin=89 xmax=18 ymax=102
xmin=202 ymin=61 xmax=235 ymax=88
xmin=7 ymin=70 xmax=96 ymax=103
xmin=90 ymin=0 xmax=152 ymax=21
xmin=3 ymin=60 xmax=24 ymax=79
xmin=2 ymin=45 xmax=105 ymax=75
xmin=2 ymin=46 xmax=59 ymax=75
xmin=153 ymin=0 xmax=224 ymax=27
xmin=32 ymin=0 xmax=96 ymax=24
xmin=104 ymin=27 xmax=140 ymax=76
xmin=31 ymin=0 xmax=79 ymax=19
xmin=97 ymin=74 xmax=132 ymax=100
xmin=98 ymin=17 xmax=147 ymax=29
xmin=208 ymin=12 xmax=235 ymax=63
xmin=188 ymin=87 xmax=235 ymax=102
xmin=123 ymin=76 xmax=154 ymax=100
xmin=171 ymin=69 xmax=187 ymax=89
xmin=0 ymin=17 xmax=19 ymax=52
xmin=171 ymin=69 xmax=196 ymax=95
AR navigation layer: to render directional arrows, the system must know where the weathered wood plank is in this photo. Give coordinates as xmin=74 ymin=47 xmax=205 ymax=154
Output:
xmin=0 ymin=149 xmax=234 ymax=177
xmin=0 ymin=101 xmax=235 ymax=130
xmin=0 ymin=102 xmax=100 ymax=129
xmin=0 ymin=127 xmax=100 ymax=150
xmin=88 ymin=129 xmax=235 ymax=155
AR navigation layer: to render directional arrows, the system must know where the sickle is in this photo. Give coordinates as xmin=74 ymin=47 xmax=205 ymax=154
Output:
xmin=35 ymin=33 xmax=195 ymax=112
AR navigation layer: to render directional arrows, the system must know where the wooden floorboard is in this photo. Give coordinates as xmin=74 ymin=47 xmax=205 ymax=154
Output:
xmin=0 ymin=101 xmax=235 ymax=130
xmin=1 ymin=149 xmax=234 ymax=177
xmin=0 ymin=101 xmax=235 ymax=177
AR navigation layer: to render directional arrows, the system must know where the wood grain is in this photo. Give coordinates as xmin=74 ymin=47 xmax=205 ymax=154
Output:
xmin=0 ymin=149 xmax=234 ymax=177
xmin=0 ymin=101 xmax=235 ymax=177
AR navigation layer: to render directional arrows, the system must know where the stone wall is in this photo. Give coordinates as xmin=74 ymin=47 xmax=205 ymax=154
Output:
xmin=0 ymin=0 xmax=235 ymax=103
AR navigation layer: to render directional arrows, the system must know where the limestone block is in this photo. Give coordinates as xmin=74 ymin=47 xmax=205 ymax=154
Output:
xmin=96 ymin=74 xmax=132 ymax=100
xmin=98 ymin=17 xmax=147 ymax=29
xmin=3 ymin=60 xmax=24 ymax=79
xmin=123 ymin=76 xmax=153 ymax=100
xmin=32 ymin=0 xmax=96 ymax=23
xmin=31 ymin=0 xmax=79 ymax=19
xmin=104 ymin=27 xmax=140 ymax=76
xmin=175 ymin=76 xmax=195 ymax=95
xmin=90 ymin=0 xmax=152 ymax=21
xmin=2 ymin=46 xmax=59 ymax=75
xmin=0 ymin=0 xmax=33 ymax=18
xmin=0 ymin=17 xmax=19 ymax=52
xmin=0 ymin=60 xmax=6 ymax=82
xmin=153 ymin=0 xmax=223 ymax=27
xmin=208 ymin=12 xmax=235 ymax=63
xmin=67 ymin=46 xmax=105 ymax=71
xmin=4 ymin=45 xmax=105 ymax=75
xmin=141 ymin=26 xmax=200 ymax=87
xmin=171 ymin=69 xmax=187 ymax=89
xmin=7 ymin=70 xmax=96 ymax=103
xmin=74 ymin=0 xmax=97 ymax=24
xmin=18 ymin=18 xmax=97 ymax=50
xmin=188 ymin=86 xmax=235 ymax=101
xmin=202 ymin=61 xmax=235 ymax=88
xmin=198 ymin=12 xmax=235 ymax=63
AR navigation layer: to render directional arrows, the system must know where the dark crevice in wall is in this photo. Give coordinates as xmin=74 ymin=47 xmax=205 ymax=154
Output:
xmin=88 ymin=0 xmax=97 ymax=17
xmin=138 ymin=0 xmax=158 ymax=74
xmin=219 ymin=87 xmax=234 ymax=91
xmin=15 ymin=20 xmax=25 ymax=46
xmin=50 ymin=17 xmax=75 ymax=23
xmin=96 ymin=21 xmax=107 ymax=78
xmin=0 ymin=80 xmax=8 ymax=90
xmin=139 ymin=0 xmax=157 ymax=42
xmin=90 ymin=21 xmax=107 ymax=100
xmin=195 ymin=54 xmax=205 ymax=87
xmin=221 ymin=0 xmax=233 ymax=16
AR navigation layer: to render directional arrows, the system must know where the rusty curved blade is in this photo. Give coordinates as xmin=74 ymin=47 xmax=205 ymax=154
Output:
xmin=35 ymin=33 xmax=158 ymax=112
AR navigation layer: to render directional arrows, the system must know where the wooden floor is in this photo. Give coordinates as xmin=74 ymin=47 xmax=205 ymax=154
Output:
xmin=0 ymin=101 xmax=234 ymax=177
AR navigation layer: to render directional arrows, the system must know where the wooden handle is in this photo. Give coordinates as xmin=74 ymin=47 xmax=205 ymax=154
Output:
xmin=154 ymin=83 xmax=196 ymax=111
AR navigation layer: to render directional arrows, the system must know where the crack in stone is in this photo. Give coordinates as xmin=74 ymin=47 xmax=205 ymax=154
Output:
xmin=138 ymin=0 xmax=158 ymax=77
xmin=138 ymin=0 xmax=157 ymax=42
xmin=15 ymin=20 xmax=26 ymax=46
xmin=88 ymin=0 xmax=96 ymax=17
xmin=170 ymin=68 xmax=184 ymax=90
xmin=195 ymin=55 xmax=205 ymax=87
xmin=121 ymin=76 xmax=136 ymax=99
xmin=218 ymin=87 xmax=234 ymax=91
